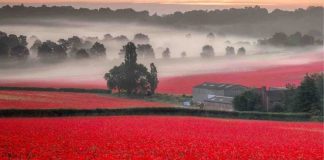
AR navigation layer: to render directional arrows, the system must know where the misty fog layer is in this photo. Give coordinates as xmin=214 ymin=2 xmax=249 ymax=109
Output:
xmin=0 ymin=21 xmax=306 ymax=58
xmin=0 ymin=21 xmax=322 ymax=84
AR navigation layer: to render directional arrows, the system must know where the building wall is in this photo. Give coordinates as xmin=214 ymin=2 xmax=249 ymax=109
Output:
xmin=256 ymin=87 xmax=287 ymax=111
xmin=224 ymin=89 xmax=247 ymax=97
xmin=192 ymin=88 xmax=224 ymax=103
xmin=193 ymin=87 xmax=246 ymax=103
xmin=204 ymin=102 xmax=234 ymax=111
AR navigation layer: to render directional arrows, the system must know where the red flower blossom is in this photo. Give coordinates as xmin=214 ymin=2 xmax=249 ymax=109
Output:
xmin=0 ymin=116 xmax=322 ymax=159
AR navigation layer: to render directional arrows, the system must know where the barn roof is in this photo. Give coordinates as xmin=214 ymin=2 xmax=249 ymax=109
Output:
xmin=193 ymin=82 xmax=248 ymax=90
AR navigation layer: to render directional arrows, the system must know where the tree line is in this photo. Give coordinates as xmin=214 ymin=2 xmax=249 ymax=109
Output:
xmin=233 ymin=73 xmax=324 ymax=116
xmin=0 ymin=5 xmax=322 ymax=28
xmin=0 ymin=31 xmax=160 ymax=63
xmin=258 ymin=32 xmax=323 ymax=47
xmin=1 ymin=30 xmax=251 ymax=63
xmin=0 ymin=31 xmax=29 ymax=61
xmin=2 ymin=30 xmax=320 ymax=63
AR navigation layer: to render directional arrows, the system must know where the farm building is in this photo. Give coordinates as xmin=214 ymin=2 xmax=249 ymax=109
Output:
xmin=192 ymin=82 xmax=287 ymax=111
xmin=258 ymin=87 xmax=287 ymax=111
xmin=192 ymin=82 xmax=249 ymax=111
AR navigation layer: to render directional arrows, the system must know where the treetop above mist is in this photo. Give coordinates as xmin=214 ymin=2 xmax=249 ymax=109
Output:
xmin=258 ymin=32 xmax=323 ymax=47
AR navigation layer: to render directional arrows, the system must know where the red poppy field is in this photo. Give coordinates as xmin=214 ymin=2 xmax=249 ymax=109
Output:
xmin=0 ymin=61 xmax=322 ymax=95
xmin=0 ymin=116 xmax=322 ymax=159
xmin=0 ymin=91 xmax=173 ymax=109
xmin=158 ymin=61 xmax=324 ymax=94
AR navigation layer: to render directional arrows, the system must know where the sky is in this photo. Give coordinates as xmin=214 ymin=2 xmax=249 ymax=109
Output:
xmin=1 ymin=0 xmax=323 ymax=14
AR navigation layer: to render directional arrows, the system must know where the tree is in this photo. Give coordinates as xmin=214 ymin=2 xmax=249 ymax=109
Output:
xmin=76 ymin=49 xmax=90 ymax=59
xmin=309 ymin=73 xmax=323 ymax=115
xmin=38 ymin=41 xmax=67 ymax=62
xmin=287 ymin=32 xmax=302 ymax=46
xmin=10 ymin=45 xmax=29 ymax=60
xmin=233 ymin=90 xmax=262 ymax=111
xmin=181 ymin=51 xmax=187 ymax=58
xmin=294 ymin=74 xmax=320 ymax=113
xmin=53 ymin=44 xmax=67 ymax=59
xmin=113 ymin=35 xmax=129 ymax=44
xmin=38 ymin=41 xmax=53 ymax=60
xmin=301 ymin=35 xmax=315 ymax=46
xmin=133 ymin=33 xmax=149 ymax=44
xmin=104 ymin=42 xmax=158 ymax=95
xmin=58 ymin=39 xmax=71 ymax=49
xmin=18 ymin=35 xmax=28 ymax=46
xmin=259 ymin=32 xmax=318 ymax=47
xmin=162 ymin=48 xmax=170 ymax=58
xmin=103 ymin=34 xmax=113 ymax=42
xmin=123 ymin=42 xmax=138 ymax=94
xmin=0 ymin=31 xmax=7 ymax=38
xmin=124 ymin=42 xmax=137 ymax=66
xmin=237 ymin=47 xmax=246 ymax=56
xmin=6 ymin=34 xmax=20 ymax=48
xmin=0 ymin=42 xmax=9 ymax=60
xmin=67 ymin=36 xmax=82 ymax=49
xmin=104 ymin=63 xmax=126 ymax=94
xmin=207 ymin=32 xmax=215 ymax=40
xmin=148 ymin=63 xmax=158 ymax=94
xmin=137 ymin=44 xmax=155 ymax=59
xmin=226 ymin=46 xmax=235 ymax=56
xmin=200 ymin=45 xmax=214 ymax=58
xmin=269 ymin=32 xmax=288 ymax=46
xmin=30 ymin=39 xmax=42 ymax=53
xmin=90 ymin=42 xmax=106 ymax=57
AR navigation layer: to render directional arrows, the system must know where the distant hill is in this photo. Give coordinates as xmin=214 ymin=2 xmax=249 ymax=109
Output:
xmin=0 ymin=5 xmax=322 ymax=37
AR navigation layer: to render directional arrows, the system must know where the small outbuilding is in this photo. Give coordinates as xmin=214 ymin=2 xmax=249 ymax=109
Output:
xmin=192 ymin=82 xmax=249 ymax=111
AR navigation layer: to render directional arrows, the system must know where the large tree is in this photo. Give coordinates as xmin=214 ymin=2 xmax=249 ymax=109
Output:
xmin=292 ymin=73 xmax=323 ymax=115
xmin=124 ymin=42 xmax=138 ymax=94
xmin=104 ymin=42 xmax=158 ymax=95
xmin=295 ymin=74 xmax=320 ymax=113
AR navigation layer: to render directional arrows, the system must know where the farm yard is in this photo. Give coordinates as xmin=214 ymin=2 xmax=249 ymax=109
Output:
xmin=0 ymin=91 xmax=173 ymax=109
xmin=0 ymin=116 xmax=322 ymax=159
